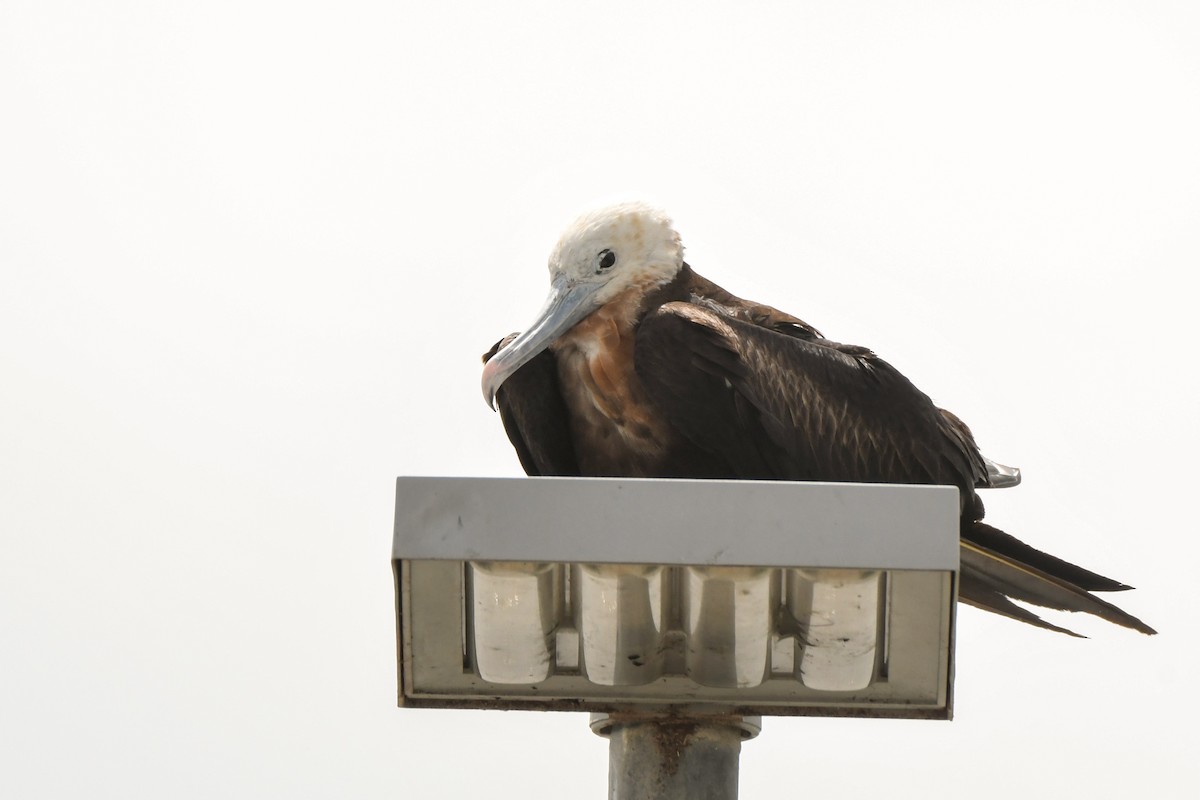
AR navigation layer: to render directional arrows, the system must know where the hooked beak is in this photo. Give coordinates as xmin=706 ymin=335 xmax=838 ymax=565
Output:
xmin=481 ymin=277 xmax=602 ymax=408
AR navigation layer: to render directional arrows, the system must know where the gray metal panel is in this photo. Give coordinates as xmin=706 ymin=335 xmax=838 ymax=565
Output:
xmin=394 ymin=476 xmax=959 ymax=570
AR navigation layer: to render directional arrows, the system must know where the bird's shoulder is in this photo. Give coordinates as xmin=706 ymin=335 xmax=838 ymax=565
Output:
xmin=646 ymin=268 xmax=881 ymax=371
xmin=673 ymin=265 xmax=824 ymax=341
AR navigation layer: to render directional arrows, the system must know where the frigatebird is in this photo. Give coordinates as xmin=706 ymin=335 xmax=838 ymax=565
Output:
xmin=481 ymin=202 xmax=1154 ymax=636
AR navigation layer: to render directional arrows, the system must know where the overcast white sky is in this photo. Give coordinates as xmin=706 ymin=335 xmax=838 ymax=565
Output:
xmin=3 ymin=1 xmax=1198 ymax=797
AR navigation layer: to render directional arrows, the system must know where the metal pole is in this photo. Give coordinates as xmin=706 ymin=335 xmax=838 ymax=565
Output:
xmin=590 ymin=713 xmax=761 ymax=800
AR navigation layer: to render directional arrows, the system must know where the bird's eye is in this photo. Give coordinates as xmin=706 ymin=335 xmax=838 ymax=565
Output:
xmin=597 ymin=249 xmax=616 ymax=272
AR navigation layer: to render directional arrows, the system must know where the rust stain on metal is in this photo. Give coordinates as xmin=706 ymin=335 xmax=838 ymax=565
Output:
xmin=650 ymin=721 xmax=699 ymax=777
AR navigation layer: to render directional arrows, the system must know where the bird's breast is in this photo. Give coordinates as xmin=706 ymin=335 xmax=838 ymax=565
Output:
xmin=550 ymin=290 xmax=678 ymax=476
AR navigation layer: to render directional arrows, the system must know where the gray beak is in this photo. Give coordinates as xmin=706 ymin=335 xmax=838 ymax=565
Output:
xmin=481 ymin=277 xmax=602 ymax=408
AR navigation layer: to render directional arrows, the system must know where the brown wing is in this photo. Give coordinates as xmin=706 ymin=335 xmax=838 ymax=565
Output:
xmin=482 ymin=336 xmax=580 ymax=477
xmin=634 ymin=302 xmax=985 ymax=494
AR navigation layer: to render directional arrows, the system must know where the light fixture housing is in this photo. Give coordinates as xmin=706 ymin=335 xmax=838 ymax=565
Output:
xmin=394 ymin=477 xmax=959 ymax=720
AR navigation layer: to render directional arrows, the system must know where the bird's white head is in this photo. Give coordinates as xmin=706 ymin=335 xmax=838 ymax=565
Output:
xmin=547 ymin=201 xmax=683 ymax=304
xmin=482 ymin=202 xmax=684 ymax=407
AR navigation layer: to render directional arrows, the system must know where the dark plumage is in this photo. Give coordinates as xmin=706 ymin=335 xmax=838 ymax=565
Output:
xmin=481 ymin=203 xmax=1154 ymax=636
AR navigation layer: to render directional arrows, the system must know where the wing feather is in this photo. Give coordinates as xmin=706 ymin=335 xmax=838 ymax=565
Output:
xmin=482 ymin=336 xmax=580 ymax=476
xmin=635 ymin=303 xmax=980 ymax=490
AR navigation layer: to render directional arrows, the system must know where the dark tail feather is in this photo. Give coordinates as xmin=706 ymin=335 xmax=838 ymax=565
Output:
xmin=958 ymin=581 xmax=1085 ymax=637
xmin=960 ymin=523 xmax=1156 ymax=636
xmin=968 ymin=522 xmax=1133 ymax=592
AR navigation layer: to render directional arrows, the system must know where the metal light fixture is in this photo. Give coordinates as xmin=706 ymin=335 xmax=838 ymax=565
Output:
xmin=393 ymin=476 xmax=958 ymax=720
